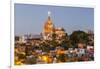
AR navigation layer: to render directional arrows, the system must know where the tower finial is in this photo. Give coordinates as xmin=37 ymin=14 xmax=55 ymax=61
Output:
xmin=48 ymin=11 xmax=51 ymax=16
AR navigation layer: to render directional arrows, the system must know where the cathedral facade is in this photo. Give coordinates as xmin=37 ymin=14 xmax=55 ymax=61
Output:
xmin=42 ymin=11 xmax=66 ymax=40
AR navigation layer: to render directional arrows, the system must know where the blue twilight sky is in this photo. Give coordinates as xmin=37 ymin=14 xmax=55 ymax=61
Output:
xmin=15 ymin=4 xmax=94 ymax=35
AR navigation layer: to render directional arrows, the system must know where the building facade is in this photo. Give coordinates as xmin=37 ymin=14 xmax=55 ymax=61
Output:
xmin=42 ymin=11 xmax=66 ymax=40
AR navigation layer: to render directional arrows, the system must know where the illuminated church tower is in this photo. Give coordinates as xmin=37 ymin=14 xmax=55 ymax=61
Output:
xmin=43 ymin=11 xmax=55 ymax=40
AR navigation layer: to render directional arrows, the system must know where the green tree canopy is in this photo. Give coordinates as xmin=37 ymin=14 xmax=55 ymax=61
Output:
xmin=70 ymin=30 xmax=88 ymax=46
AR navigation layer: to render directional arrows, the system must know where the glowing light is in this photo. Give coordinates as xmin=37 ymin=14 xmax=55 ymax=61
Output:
xmin=42 ymin=55 xmax=48 ymax=62
xmin=48 ymin=11 xmax=51 ymax=16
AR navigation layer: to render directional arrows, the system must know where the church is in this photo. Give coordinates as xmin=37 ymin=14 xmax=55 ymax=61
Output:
xmin=42 ymin=11 xmax=66 ymax=40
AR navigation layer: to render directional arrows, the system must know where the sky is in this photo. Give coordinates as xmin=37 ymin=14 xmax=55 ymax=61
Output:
xmin=15 ymin=3 xmax=94 ymax=35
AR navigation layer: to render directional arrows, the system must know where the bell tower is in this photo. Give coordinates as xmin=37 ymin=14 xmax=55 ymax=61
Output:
xmin=43 ymin=11 xmax=55 ymax=40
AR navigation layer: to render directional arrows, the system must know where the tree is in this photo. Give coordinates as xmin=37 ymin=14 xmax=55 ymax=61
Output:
xmin=57 ymin=54 xmax=66 ymax=62
xmin=60 ymin=33 xmax=73 ymax=49
xmin=50 ymin=33 xmax=58 ymax=47
xmin=70 ymin=30 xmax=88 ymax=46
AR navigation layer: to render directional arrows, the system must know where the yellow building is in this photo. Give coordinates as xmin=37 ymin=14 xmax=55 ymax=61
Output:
xmin=43 ymin=11 xmax=55 ymax=40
